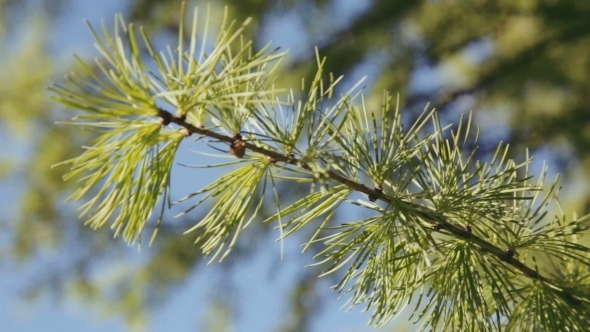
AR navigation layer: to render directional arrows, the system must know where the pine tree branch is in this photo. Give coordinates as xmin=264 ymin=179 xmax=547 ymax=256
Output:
xmin=158 ymin=107 xmax=588 ymax=307
xmin=49 ymin=4 xmax=590 ymax=328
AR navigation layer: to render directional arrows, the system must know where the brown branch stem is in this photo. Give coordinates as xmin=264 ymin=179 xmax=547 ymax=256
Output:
xmin=159 ymin=108 xmax=588 ymax=306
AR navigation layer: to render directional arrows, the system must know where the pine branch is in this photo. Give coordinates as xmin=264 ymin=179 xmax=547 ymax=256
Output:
xmin=50 ymin=3 xmax=590 ymax=330
xmin=158 ymin=107 xmax=589 ymax=307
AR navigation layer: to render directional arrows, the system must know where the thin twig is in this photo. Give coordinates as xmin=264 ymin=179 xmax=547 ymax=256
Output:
xmin=159 ymin=107 xmax=589 ymax=306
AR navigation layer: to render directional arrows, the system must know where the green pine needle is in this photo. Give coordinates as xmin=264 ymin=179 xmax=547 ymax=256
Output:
xmin=49 ymin=2 xmax=590 ymax=331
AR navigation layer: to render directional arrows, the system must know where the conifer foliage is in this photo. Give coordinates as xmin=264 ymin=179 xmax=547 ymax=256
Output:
xmin=51 ymin=3 xmax=590 ymax=331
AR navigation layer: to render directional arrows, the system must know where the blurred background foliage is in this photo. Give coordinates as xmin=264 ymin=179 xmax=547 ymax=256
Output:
xmin=0 ymin=0 xmax=589 ymax=330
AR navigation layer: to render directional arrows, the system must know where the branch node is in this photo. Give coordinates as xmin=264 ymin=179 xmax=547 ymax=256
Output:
xmin=181 ymin=127 xmax=192 ymax=137
xmin=465 ymin=224 xmax=472 ymax=236
xmin=504 ymin=248 xmax=515 ymax=259
xmin=158 ymin=108 xmax=173 ymax=126
xmin=431 ymin=223 xmax=443 ymax=231
xmin=230 ymin=133 xmax=246 ymax=158
xmin=368 ymin=184 xmax=383 ymax=202
xmin=174 ymin=113 xmax=187 ymax=122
